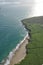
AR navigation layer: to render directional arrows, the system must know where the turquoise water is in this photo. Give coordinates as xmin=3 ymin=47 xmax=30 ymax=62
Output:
xmin=0 ymin=5 xmax=31 ymax=62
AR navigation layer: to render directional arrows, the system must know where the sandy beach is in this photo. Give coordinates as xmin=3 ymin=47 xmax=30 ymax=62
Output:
xmin=10 ymin=35 xmax=29 ymax=65
xmin=3 ymin=34 xmax=29 ymax=65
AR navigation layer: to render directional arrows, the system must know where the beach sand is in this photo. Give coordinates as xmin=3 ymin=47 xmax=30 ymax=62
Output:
xmin=10 ymin=37 xmax=29 ymax=65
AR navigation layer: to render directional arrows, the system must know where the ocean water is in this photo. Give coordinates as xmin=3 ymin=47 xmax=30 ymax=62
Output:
xmin=0 ymin=1 xmax=34 ymax=62
xmin=0 ymin=0 xmax=42 ymax=64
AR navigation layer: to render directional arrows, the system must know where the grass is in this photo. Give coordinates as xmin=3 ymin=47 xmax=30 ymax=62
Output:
xmin=15 ymin=16 xmax=43 ymax=65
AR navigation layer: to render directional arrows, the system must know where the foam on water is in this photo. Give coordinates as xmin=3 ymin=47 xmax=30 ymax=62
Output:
xmin=4 ymin=59 xmax=10 ymax=65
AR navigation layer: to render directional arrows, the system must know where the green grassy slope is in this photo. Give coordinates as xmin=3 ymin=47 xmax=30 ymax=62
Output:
xmin=15 ymin=16 xmax=43 ymax=65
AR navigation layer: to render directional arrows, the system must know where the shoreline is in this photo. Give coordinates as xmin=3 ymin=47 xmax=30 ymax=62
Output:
xmin=10 ymin=33 xmax=29 ymax=65
xmin=1 ymin=33 xmax=29 ymax=65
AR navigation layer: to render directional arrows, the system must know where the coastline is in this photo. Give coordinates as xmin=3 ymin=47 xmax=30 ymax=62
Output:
xmin=1 ymin=33 xmax=29 ymax=65
xmin=10 ymin=33 xmax=29 ymax=65
xmin=3 ymin=16 xmax=43 ymax=65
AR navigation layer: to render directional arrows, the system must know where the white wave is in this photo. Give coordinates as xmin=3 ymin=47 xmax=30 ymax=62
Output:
xmin=4 ymin=59 xmax=10 ymax=65
xmin=0 ymin=2 xmax=21 ymax=5
xmin=8 ymin=52 xmax=14 ymax=60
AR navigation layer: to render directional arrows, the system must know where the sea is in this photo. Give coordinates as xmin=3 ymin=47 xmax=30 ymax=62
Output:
xmin=0 ymin=0 xmax=34 ymax=62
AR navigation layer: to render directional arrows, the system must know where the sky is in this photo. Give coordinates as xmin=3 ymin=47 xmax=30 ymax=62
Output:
xmin=0 ymin=0 xmax=43 ymax=16
xmin=33 ymin=0 xmax=43 ymax=16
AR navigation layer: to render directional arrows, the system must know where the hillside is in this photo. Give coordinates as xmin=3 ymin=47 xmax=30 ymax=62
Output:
xmin=15 ymin=16 xmax=43 ymax=65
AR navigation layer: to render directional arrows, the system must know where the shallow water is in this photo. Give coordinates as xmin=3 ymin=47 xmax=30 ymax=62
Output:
xmin=0 ymin=5 xmax=31 ymax=62
xmin=0 ymin=0 xmax=35 ymax=62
